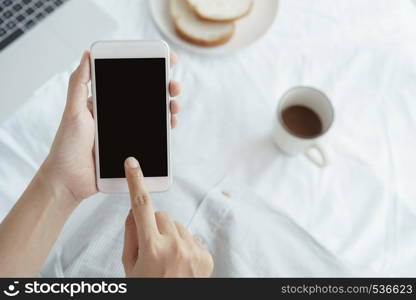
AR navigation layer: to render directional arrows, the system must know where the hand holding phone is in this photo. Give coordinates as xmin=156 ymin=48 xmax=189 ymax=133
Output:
xmin=91 ymin=41 xmax=175 ymax=193
xmin=40 ymin=45 xmax=180 ymax=203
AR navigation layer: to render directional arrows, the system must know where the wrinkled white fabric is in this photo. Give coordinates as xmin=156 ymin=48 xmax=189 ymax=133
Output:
xmin=1 ymin=0 xmax=416 ymax=277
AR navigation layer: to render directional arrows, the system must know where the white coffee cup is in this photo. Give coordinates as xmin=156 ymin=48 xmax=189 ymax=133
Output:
xmin=272 ymin=86 xmax=334 ymax=167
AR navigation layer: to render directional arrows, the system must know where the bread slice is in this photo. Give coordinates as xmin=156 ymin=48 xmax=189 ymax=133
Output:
xmin=170 ymin=0 xmax=235 ymax=47
xmin=186 ymin=0 xmax=253 ymax=23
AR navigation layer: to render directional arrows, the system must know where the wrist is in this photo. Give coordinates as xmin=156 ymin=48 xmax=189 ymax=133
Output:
xmin=36 ymin=159 xmax=79 ymax=210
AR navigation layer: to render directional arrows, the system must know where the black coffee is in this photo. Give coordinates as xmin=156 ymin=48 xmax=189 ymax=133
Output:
xmin=282 ymin=105 xmax=323 ymax=138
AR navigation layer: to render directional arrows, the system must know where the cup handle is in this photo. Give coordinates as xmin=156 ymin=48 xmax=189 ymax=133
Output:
xmin=305 ymin=142 xmax=329 ymax=168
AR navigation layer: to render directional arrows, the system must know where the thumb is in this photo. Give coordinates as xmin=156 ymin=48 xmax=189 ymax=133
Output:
xmin=122 ymin=210 xmax=139 ymax=274
xmin=65 ymin=51 xmax=91 ymax=117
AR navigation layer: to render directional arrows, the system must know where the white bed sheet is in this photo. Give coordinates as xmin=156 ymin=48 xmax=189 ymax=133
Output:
xmin=1 ymin=0 xmax=416 ymax=277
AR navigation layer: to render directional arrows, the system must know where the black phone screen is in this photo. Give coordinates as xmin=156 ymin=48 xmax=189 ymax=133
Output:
xmin=94 ymin=58 xmax=168 ymax=178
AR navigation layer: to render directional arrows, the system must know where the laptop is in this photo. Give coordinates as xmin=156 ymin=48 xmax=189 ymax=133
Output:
xmin=0 ymin=0 xmax=116 ymax=122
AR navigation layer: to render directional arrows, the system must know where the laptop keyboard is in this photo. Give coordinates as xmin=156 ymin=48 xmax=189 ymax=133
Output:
xmin=0 ymin=0 xmax=69 ymax=51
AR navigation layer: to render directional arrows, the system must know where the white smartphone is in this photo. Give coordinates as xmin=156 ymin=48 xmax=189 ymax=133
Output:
xmin=90 ymin=40 xmax=171 ymax=193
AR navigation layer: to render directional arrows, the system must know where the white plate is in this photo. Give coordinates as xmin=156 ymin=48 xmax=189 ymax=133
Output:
xmin=149 ymin=0 xmax=279 ymax=55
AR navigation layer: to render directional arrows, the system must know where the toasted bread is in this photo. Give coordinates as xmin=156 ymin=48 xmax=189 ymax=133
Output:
xmin=170 ymin=0 xmax=235 ymax=47
xmin=186 ymin=0 xmax=253 ymax=23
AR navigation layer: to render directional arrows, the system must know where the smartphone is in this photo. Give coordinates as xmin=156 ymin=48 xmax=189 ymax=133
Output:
xmin=90 ymin=40 xmax=171 ymax=193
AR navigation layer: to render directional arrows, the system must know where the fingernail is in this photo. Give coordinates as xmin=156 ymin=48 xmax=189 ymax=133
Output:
xmin=126 ymin=157 xmax=139 ymax=169
xmin=80 ymin=51 xmax=87 ymax=64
